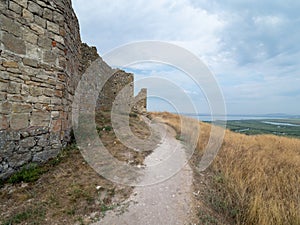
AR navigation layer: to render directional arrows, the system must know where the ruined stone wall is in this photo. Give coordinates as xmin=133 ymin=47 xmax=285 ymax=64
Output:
xmin=80 ymin=43 xmax=134 ymax=113
xmin=0 ymin=0 xmax=81 ymax=179
xmin=133 ymin=88 xmax=147 ymax=114
xmin=97 ymin=70 xmax=134 ymax=112
xmin=0 ymin=0 xmax=147 ymax=179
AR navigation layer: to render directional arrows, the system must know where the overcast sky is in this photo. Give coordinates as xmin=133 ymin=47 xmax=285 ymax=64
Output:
xmin=72 ymin=0 xmax=300 ymax=115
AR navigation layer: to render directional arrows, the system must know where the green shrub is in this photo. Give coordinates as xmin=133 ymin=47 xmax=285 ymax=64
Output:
xmin=8 ymin=163 xmax=45 ymax=184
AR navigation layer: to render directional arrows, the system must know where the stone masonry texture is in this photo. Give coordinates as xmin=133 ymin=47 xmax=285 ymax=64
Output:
xmin=0 ymin=0 xmax=81 ymax=179
xmin=0 ymin=0 xmax=147 ymax=179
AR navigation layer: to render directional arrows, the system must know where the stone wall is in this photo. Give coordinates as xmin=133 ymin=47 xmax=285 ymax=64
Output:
xmin=0 ymin=0 xmax=81 ymax=179
xmin=133 ymin=88 xmax=147 ymax=114
xmin=0 ymin=0 xmax=147 ymax=180
xmin=80 ymin=43 xmax=135 ymax=113
xmin=97 ymin=70 xmax=134 ymax=112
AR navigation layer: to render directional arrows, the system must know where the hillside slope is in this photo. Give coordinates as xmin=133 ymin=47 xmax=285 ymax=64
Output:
xmin=151 ymin=112 xmax=300 ymax=225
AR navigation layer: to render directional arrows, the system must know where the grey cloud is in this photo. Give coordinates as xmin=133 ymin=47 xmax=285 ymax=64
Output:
xmin=73 ymin=0 xmax=300 ymax=114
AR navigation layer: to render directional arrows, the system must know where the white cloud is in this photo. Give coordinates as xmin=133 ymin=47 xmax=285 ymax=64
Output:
xmin=253 ymin=15 xmax=284 ymax=26
xmin=72 ymin=0 xmax=225 ymax=56
xmin=72 ymin=0 xmax=300 ymax=114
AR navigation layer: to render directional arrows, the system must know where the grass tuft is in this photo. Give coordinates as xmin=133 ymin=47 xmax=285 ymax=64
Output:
xmin=8 ymin=163 xmax=45 ymax=184
xmin=2 ymin=205 xmax=46 ymax=225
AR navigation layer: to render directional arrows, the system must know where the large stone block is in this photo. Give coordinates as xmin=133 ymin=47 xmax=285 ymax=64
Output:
xmin=43 ymin=51 xmax=57 ymax=64
xmin=38 ymin=37 xmax=52 ymax=50
xmin=26 ymin=43 xmax=41 ymax=59
xmin=25 ymin=95 xmax=37 ymax=103
xmin=46 ymin=21 xmax=60 ymax=34
xmin=22 ymin=67 xmax=40 ymax=77
xmin=10 ymin=113 xmax=29 ymax=130
xmin=30 ymin=110 xmax=50 ymax=126
xmin=43 ymin=88 xmax=55 ymax=97
xmin=7 ymin=82 xmax=21 ymax=94
xmin=34 ymin=15 xmax=46 ymax=28
xmin=23 ymin=58 xmax=38 ymax=67
xmin=2 ymin=61 xmax=18 ymax=68
xmin=22 ymin=9 xmax=34 ymax=22
xmin=23 ymin=28 xmax=38 ymax=44
xmin=28 ymin=1 xmax=43 ymax=16
xmin=7 ymin=67 xmax=22 ymax=74
xmin=9 ymin=1 xmax=22 ymax=14
xmin=54 ymin=90 xmax=62 ymax=97
xmin=36 ymin=133 xmax=49 ymax=146
xmin=0 ymin=114 xmax=9 ymax=130
xmin=0 ymin=82 xmax=8 ymax=92
xmin=0 ymin=92 xmax=7 ymax=100
xmin=0 ymin=0 xmax=6 ymax=11
xmin=30 ymin=24 xmax=44 ymax=35
xmin=35 ymin=73 xmax=50 ymax=81
xmin=7 ymin=94 xmax=25 ymax=102
xmin=53 ymin=11 xmax=64 ymax=25
xmin=20 ymin=137 xmax=36 ymax=148
xmin=2 ymin=32 xmax=26 ymax=55
xmin=21 ymin=84 xmax=30 ymax=96
xmin=0 ymin=101 xmax=12 ymax=114
xmin=12 ymin=103 xmax=32 ymax=113
xmin=36 ymin=0 xmax=53 ymax=8
xmin=55 ymin=83 xmax=64 ymax=90
xmin=8 ymin=75 xmax=24 ymax=84
xmin=0 ymin=138 xmax=16 ymax=156
xmin=9 ymin=152 xmax=32 ymax=168
xmin=51 ymin=119 xmax=61 ymax=132
xmin=43 ymin=8 xmax=53 ymax=20
xmin=0 ymin=71 xmax=9 ymax=80
xmin=0 ymin=15 xmax=22 ymax=37
xmin=32 ymin=148 xmax=59 ymax=163
xmin=37 ymin=95 xmax=51 ymax=104
xmin=5 ymin=6 xmax=19 ymax=18
xmin=47 ymin=78 xmax=57 ymax=86
xmin=29 ymin=86 xmax=43 ymax=97
xmin=14 ymin=0 xmax=28 ymax=8
xmin=53 ymin=34 xmax=64 ymax=44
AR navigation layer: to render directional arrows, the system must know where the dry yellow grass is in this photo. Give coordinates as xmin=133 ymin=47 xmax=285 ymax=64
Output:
xmin=150 ymin=112 xmax=300 ymax=225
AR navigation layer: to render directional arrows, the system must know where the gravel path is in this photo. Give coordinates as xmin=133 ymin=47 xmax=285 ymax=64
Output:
xmin=95 ymin=122 xmax=196 ymax=225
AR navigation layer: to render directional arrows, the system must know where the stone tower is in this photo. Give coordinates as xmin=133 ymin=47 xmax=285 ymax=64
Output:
xmin=0 ymin=0 xmax=82 ymax=179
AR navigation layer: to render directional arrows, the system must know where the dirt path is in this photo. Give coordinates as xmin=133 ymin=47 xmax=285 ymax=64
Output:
xmin=96 ymin=121 xmax=197 ymax=225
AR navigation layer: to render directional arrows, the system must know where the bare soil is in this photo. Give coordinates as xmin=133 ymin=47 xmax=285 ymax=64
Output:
xmin=0 ymin=112 xmax=152 ymax=225
xmin=0 ymin=111 xmax=232 ymax=225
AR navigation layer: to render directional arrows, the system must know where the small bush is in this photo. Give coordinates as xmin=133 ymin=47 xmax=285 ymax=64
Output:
xmin=96 ymin=125 xmax=112 ymax=134
xmin=8 ymin=163 xmax=45 ymax=184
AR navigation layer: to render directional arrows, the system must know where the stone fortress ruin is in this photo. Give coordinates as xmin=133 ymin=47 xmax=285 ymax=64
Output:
xmin=0 ymin=0 xmax=147 ymax=179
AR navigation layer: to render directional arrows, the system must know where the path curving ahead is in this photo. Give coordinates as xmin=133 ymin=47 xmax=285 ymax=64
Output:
xmin=95 ymin=121 xmax=196 ymax=225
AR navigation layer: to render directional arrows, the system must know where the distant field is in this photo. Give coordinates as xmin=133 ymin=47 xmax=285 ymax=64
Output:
xmin=215 ymin=119 xmax=300 ymax=138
